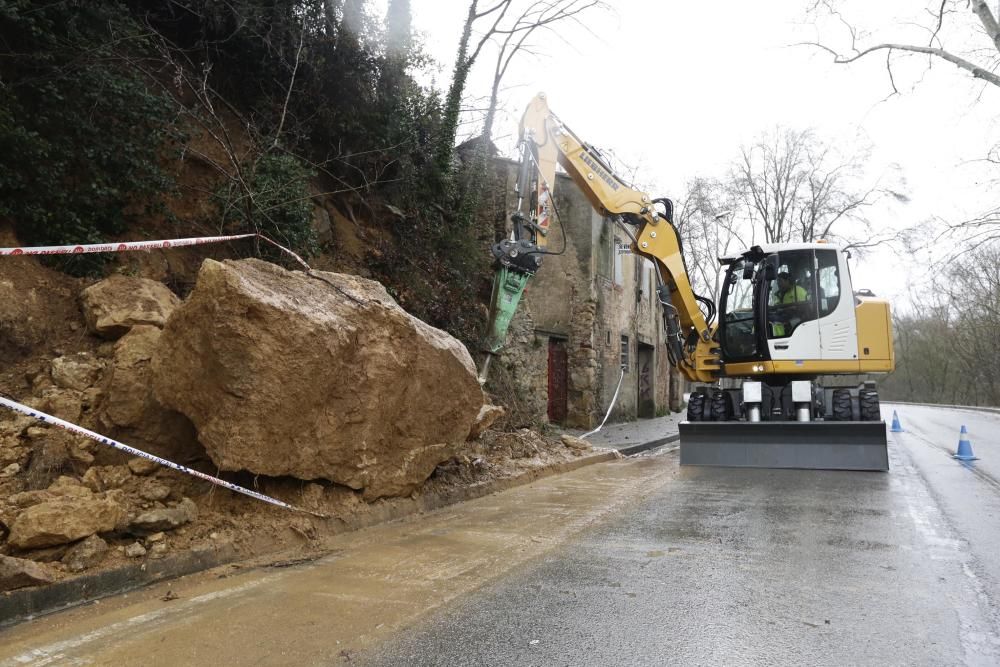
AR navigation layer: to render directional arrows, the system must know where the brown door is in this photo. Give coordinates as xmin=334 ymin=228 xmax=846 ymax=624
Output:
xmin=637 ymin=343 xmax=655 ymax=418
xmin=547 ymin=338 xmax=568 ymax=424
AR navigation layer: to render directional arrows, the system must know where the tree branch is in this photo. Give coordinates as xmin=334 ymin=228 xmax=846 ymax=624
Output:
xmin=808 ymin=40 xmax=1000 ymax=87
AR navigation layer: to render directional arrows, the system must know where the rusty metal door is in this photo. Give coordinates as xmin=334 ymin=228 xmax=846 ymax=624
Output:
xmin=547 ymin=338 xmax=568 ymax=424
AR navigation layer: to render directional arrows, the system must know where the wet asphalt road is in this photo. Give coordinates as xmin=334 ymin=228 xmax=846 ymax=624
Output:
xmin=358 ymin=404 xmax=1000 ymax=666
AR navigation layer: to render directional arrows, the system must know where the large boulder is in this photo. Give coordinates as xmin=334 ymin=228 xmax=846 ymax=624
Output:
xmin=0 ymin=225 xmax=82 ymax=357
xmin=80 ymin=275 xmax=181 ymax=339
xmin=152 ymin=259 xmax=484 ymax=499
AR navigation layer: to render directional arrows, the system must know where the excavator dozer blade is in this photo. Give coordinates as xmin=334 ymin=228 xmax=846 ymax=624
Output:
xmin=679 ymin=421 xmax=889 ymax=471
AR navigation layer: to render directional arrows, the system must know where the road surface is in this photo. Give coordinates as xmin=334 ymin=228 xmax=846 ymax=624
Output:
xmin=1 ymin=403 xmax=998 ymax=665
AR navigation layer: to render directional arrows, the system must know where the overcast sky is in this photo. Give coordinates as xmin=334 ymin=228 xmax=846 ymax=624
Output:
xmin=396 ymin=0 xmax=1000 ymax=305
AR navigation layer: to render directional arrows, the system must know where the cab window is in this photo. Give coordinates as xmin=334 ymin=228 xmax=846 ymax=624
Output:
xmin=816 ymin=249 xmax=841 ymax=316
xmin=766 ymin=250 xmax=819 ymax=339
xmin=720 ymin=259 xmax=758 ymax=359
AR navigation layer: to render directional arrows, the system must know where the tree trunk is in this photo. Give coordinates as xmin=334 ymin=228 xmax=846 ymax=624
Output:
xmin=433 ymin=1 xmax=478 ymax=189
xmin=455 ymin=72 xmax=502 ymax=229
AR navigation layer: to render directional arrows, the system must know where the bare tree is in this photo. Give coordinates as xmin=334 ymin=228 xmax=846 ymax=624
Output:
xmin=808 ymin=0 xmax=1000 ymax=92
xmin=807 ymin=2 xmax=1000 ymax=250
xmin=941 ymin=242 xmax=1000 ymax=404
xmin=675 ymin=177 xmax=743 ymax=302
xmin=731 ymin=127 xmax=891 ymax=250
xmin=456 ymin=0 xmax=604 ymax=228
xmin=434 ymin=0 xmax=515 ymax=182
xmin=435 ymin=0 xmax=602 ymax=198
xmin=882 ymin=241 xmax=1000 ymax=406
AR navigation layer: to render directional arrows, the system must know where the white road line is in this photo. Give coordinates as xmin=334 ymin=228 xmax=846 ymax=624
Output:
xmin=1 ymin=573 xmax=286 ymax=667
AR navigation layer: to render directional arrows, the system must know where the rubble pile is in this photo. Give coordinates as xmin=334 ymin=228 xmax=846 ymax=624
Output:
xmin=0 ymin=253 xmax=592 ymax=595
xmin=0 ymin=273 xmax=203 ymax=591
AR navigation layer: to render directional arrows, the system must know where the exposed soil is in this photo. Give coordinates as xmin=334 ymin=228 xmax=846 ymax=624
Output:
xmin=0 ymin=229 xmax=601 ymax=594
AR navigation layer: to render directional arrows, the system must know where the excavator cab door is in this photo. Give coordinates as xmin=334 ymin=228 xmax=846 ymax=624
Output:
xmin=719 ymin=258 xmax=766 ymax=362
xmin=764 ymin=249 xmax=822 ymax=362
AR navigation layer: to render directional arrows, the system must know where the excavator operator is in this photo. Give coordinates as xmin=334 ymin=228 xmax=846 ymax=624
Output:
xmin=775 ymin=272 xmax=808 ymax=304
xmin=769 ymin=272 xmax=810 ymax=338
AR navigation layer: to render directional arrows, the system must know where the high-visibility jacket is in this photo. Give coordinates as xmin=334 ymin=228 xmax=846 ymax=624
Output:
xmin=779 ymin=285 xmax=808 ymax=304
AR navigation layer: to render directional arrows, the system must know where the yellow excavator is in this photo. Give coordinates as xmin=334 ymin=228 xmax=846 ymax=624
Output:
xmin=480 ymin=93 xmax=894 ymax=471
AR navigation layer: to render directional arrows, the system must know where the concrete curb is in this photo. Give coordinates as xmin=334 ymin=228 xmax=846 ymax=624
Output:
xmin=0 ymin=448 xmax=623 ymax=628
xmin=617 ymin=433 xmax=680 ymax=456
xmin=888 ymin=401 xmax=1000 ymax=415
xmin=0 ymin=543 xmax=237 ymax=628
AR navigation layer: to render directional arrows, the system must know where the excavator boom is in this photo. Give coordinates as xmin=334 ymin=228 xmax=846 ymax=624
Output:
xmin=480 ymin=93 xmax=719 ymax=385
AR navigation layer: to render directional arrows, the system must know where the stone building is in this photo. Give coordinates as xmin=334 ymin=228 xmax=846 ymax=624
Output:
xmin=487 ymin=157 xmax=683 ymax=429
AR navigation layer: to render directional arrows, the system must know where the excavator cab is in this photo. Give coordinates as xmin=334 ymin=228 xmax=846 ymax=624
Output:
xmin=718 ymin=245 xmax=858 ymax=371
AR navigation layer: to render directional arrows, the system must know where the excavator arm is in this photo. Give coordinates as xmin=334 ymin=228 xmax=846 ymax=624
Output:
xmin=480 ymin=93 xmax=719 ymax=384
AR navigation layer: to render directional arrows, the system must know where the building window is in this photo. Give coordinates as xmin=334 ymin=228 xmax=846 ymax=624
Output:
xmin=620 ymin=334 xmax=629 ymax=371
xmin=614 ymin=236 xmax=628 ymax=285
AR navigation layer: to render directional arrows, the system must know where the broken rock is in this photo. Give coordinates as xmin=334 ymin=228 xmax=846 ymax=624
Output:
xmin=560 ymin=434 xmax=591 ymax=451
xmin=0 ymin=555 xmax=55 ymax=592
xmin=467 ymin=404 xmax=505 ymax=441
xmin=127 ymin=456 xmax=160 ymax=476
xmin=124 ymin=541 xmax=146 ymax=558
xmin=139 ymin=479 xmax=171 ymax=501
xmin=50 ymin=353 xmax=104 ymax=391
xmin=130 ymin=497 xmax=197 ymax=533
xmin=8 ymin=493 xmax=125 ymax=549
xmin=82 ymin=465 xmax=132 ymax=492
xmin=61 ymin=535 xmax=109 ymax=572
xmin=96 ymin=325 xmax=200 ymax=463
xmin=152 ymin=259 xmax=484 ymax=499
xmin=80 ymin=275 xmax=181 ymax=339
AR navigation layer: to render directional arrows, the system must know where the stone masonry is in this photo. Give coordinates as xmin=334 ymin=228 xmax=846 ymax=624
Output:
xmin=486 ymin=157 xmax=683 ymax=428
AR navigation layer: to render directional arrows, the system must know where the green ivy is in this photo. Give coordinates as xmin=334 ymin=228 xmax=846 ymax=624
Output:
xmin=0 ymin=0 xmax=177 ymax=274
xmin=215 ymin=152 xmax=318 ymax=262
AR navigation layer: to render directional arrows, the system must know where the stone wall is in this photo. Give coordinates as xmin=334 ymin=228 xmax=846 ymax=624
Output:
xmin=489 ymin=158 xmax=679 ymax=428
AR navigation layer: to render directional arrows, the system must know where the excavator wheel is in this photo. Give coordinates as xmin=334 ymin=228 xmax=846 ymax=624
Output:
xmin=710 ymin=390 xmax=731 ymax=421
xmin=832 ymin=388 xmax=852 ymax=421
xmin=686 ymin=393 xmax=706 ymax=422
xmin=860 ymin=390 xmax=881 ymax=422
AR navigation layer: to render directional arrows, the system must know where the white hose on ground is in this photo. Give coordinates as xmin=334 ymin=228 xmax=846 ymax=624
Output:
xmin=580 ymin=366 xmax=626 ymax=440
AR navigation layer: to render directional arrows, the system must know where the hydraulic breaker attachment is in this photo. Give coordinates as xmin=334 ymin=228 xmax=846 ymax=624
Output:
xmin=679 ymin=421 xmax=889 ymax=471
xmin=478 ymin=266 xmax=531 ymax=383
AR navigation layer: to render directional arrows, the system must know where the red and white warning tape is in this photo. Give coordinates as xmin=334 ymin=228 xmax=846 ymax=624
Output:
xmin=0 ymin=396 xmax=327 ymax=519
xmin=0 ymin=234 xmax=256 ymax=256
xmin=0 ymin=232 xmax=312 ymax=271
